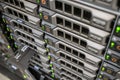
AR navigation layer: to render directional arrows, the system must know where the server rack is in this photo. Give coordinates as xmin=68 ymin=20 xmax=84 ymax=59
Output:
xmin=0 ymin=0 xmax=120 ymax=80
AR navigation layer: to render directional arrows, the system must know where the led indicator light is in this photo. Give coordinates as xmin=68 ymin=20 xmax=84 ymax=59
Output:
xmin=7 ymin=45 xmax=11 ymax=49
xmin=101 ymin=67 xmax=106 ymax=71
xmin=10 ymin=35 xmax=13 ymax=39
xmin=7 ymin=27 xmax=10 ymax=31
xmin=51 ymin=69 xmax=54 ymax=73
xmin=48 ymin=55 xmax=51 ymax=60
xmin=110 ymin=42 xmax=115 ymax=48
xmin=105 ymin=54 xmax=111 ymax=60
xmin=36 ymin=0 xmax=40 ymax=3
xmin=42 ymin=25 xmax=45 ymax=31
xmin=44 ymin=39 xmax=48 ymax=43
xmin=39 ymin=13 xmax=43 ymax=19
xmin=14 ymin=44 xmax=18 ymax=48
xmin=50 ymin=64 xmax=53 ymax=67
xmin=46 ymin=48 xmax=50 ymax=52
xmin=2 ymin=18 xmax=6 ymax=23
xmin=98 ymin=75 xmax=102 ymax=79
xmin=51 ymin=73 xmax=55 ymax=78
xmin=116 ymin=26 xmax=120 ymax=33
xmin=23 ymin=74 xmax=27 ymax=79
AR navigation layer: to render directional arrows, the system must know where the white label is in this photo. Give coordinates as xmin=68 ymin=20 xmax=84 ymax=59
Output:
xmin=93 ymin=18 xmax=106 ymax=26
xmin=34 ymin=66 xmax=39 ymax=70
xmin=17 ymin=19 xmax=23 ymax=23
xmin=88 ymin=47 xmax=98 ymax=53
xmin=21 ymin=45 xmax=29 ymax=52
xmin=11 ymin=65 xmax=18 ymax=70
xmin=90 ymin=34 xmax=102 ymax=41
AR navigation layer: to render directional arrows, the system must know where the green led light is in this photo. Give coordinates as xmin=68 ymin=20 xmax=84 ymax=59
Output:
xmin=14 ymin=44 xmax=18 ymax=48
xmin=116 ymin=26 xmax=120 ymax=33
xmin=10 ymin=35 xmax=13 ymax=39
xmin=50 ymin=64 xmax=53 ymax=67
xmin=105 ymin=54 xmax=111 ymax=60
xmin=2 ymin=18 xmax=6 ymax=23
xmin=98 ymin=74 xmax=102 ymax=79
xmin=101 ymin=66 xmax=106 ymax=71
xmin=7 ymin=45 xmax=11 ymax=49
xmin=51 ymin=73 xmax=55 ymax=78
xmin=39 ymin=13 xmax=43 ymax=19
xmin=42 ymin=25 xmax=45 ymax=31
xmin=110 ymin=42 xmax=115 ymax=48
xmin=46 ymin=48 xmax=50 ymax=52
xmin=44 ymin=39 xmax=48 ymax=44
xmin=23 ymin=74 xmax=27 ymax=79
xmin=36 ymin=0 xmax=40 ymax=3
xmin=51 ymin=69 xmax=54 ymax=73
xmin=48 ymin=55 xmax=51 ymax=60
xmin=7 ymin=27 xmax=10 ymax=31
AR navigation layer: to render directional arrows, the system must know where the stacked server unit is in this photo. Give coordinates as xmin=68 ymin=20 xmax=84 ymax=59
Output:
xmin=0 ymin=0 xmax=120 ymax=80
xmin=0 ymin=0 xmax=51 ymax=80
